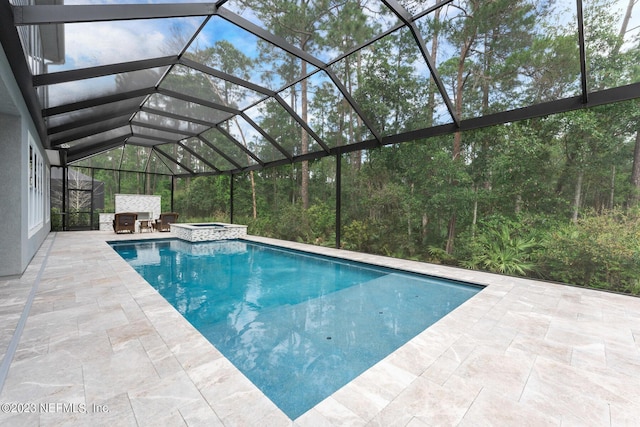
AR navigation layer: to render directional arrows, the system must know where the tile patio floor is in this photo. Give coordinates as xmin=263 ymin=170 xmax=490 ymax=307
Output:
xmin=0 ymin=231 xmax=639 ymax=426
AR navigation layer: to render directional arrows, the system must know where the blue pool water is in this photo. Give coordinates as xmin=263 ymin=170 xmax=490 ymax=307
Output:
xmin=109 ymin=239 xmax=481 ymax=419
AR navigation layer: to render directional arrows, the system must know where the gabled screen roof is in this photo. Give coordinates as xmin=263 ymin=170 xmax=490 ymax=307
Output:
xmin=3 ymin=0 xmax=640 ymax=176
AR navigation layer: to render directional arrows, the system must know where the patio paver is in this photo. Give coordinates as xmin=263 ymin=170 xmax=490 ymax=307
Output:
xmin=1 ymin=231 xmax=639 ymax=426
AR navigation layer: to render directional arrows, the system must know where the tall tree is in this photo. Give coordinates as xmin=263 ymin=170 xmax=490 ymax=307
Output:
xmin=198 ymin=41 xmax=258 ymax=218
xmin=438 ymin=0 xmax=537 ymax=253
xmin=240 ymin=0 xmax=324 ymax=209
xmin=238 ymin=0 xmax=347 ymax=209
xmin=322 ymin=0 xmax=377 ymax=169
xmin=613 ymin=0 xmax=640 ymax=207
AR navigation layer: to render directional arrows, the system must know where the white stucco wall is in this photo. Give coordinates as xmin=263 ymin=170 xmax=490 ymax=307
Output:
xmin=0 ymin=46 xmax=50 ymax=277
xmin=115 ymin=194 xmax=162 ymax=219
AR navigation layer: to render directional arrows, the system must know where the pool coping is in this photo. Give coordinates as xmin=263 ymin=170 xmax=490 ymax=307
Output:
xmin=1 ymin=231 xmax=639 ymax=425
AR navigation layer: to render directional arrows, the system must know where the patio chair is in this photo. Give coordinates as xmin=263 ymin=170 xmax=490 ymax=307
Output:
xmin=113 ymin=212 xmax=138 ymax=234
xmin=154 ymin=212 xmax=179 ymax=232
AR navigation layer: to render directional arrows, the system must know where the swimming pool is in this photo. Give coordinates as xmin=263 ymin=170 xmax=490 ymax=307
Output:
xmin=109 ymin=239 xmax=482 ymax=419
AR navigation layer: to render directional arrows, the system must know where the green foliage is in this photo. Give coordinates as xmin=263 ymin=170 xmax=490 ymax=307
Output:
xmin=427 ymin=246 xmax=458 ymax=266
xmin=272 ymin=203 xmax=312 ymax=242
xmin=175 ymin=176 xmax=230 ymax=220
xmin=236 ymin=214 xmax=275 ymax=238
xmin=306 ymin=202 xmax=335 ymax=244
xmin=459 ymin=219 xmax=538 ymax=276
xmin=51 ymin=207 xmax=63 ymax=232
xmin=342 ymin=219 xmax=375 ymax=252
xmin=56 ymin=1 xmax=640 ymax=297
xmin=538 ymin=209 xmax=640 ymax=294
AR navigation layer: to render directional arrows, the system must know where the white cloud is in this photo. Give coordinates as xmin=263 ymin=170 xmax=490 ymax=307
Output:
xmin=65 ymin=22 xmax=167 ymax=67
xmin=48 ymin=17 xmax=202 ymax=72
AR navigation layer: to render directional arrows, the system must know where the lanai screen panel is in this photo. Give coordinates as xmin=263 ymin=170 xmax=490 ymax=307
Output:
xmin=332 ymin=26 xmax=453 ymax=136
xmin=50 ymin=116 xmax=131 ymax=147
xmin=45 ymin=67 xmax=169 ymax=109
xmin=132 ymin=111 xmax=209 ymax=136
xmin=70 ymin=146 xmax=124 ymax=170
xmin=181 ymin=136 xmax=233 ymax=172
xmin=63 ymin=126 xmax=131 ymax=150
xmin=120 ymin=145 xmax=152 ymax=173
xmin=45 ymin=97 xmax=146 ymax=130
xmin=201 ymin=127 xmax=259 ymax=170
xmin=182 ymin=137 xmax=238 ymax=171
xmin=127 ymin=136 xmax=162 ymax=148
xmin=431 ymin=0 xmax=582 ymax=118
xmin=279 ymin=70 xmax=376 ymax=148
xmin=4 ymin=0 xmax=640 ymax=175
xmin=243 ymin=97 xmax=326 ymax=158
xmin=185 ymin=15 xmax=317 ymax=92
xmin=154 ymin=143 xmax=192 ymax=175
xmin=131 ymin=125 xmax=191 ymax=144
xmin=156 ymin=142 xmax=216 ymax=174
xmin=217 ymin=114 xmax=283 ymax=164
xmin=146 ymin=151 xmax=175 ymax=176
xmin=583 ymin=0 xmax=640 ymax=92
xmin=145 ymin=93 xmax=234 ymax=125
xmin=222 ymin=0 xmax=401 ymax=64
xmin=160 ymin=64 xmax=266 ymax=110
xmin=36 ymin=17 xmax=203 ymax=73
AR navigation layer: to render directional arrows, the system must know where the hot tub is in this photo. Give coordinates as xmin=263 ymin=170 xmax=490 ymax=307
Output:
xmin=170 ymin=222 xmax=247 ymax=242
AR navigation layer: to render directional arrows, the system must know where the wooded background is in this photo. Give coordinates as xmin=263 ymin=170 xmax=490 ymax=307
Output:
xmin=61 ymin=0 xmax=640 ymax=294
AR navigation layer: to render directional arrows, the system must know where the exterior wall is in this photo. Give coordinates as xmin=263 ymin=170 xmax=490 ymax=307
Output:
xmin=115 ymin=194 xmax=161 ymax=219
xmin=97 ymin=194 xmax=162 ymax=232
xmin=0 ymin=46 xmax=50 ymax=277
xmin=0 ymin=113 xmax=22 ymax=276
xmin=98 ymin=213 xmax=115 ymax=231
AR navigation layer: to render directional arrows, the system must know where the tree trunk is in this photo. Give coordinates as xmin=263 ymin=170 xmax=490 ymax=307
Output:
xmin=206 ymin=73 xmax=257 ymax=218
xmin=273 ymin=171 xmax=278 ymax=211
xmin=613 ymin=0 xmax=636 ymax=55
xmin=408 ymin=182 xmax=414 ymax=237
xmin=609 ymin=164 xmax=615 ymax=209
xmin=427 ymin=7 xmax=441 ymax=127
xmin=300 ymin=47 xmax=310 ymax=210
xmin=352 ymin=50 xmax=363 ymax=170
xmin=446 ymin=130 xmax=464 ymax=254
xmin=445 ymin=213 xmax=456 ymax=254
xmin=445 ymin=37 xmax=472 ymax=254
xmin=136 ymin=149 xmax=141 ymax=192
xmin=421 ymin=7 xmax=439 ymax=246
xmin=472 ymin=188 xmax=478 ymax=238
xmin=230 ymin=116 xmax=257 ymax=219
xmin=572 ymin=169 xmax=583 ymax=223
xmin=630 ymin=129 xmax=640 ymax=207
xmin=250 ymin=171 xmax=257 ymax=219
xmin=421 ymin=213 xmax=428 ymax=240
xmin=145 ymin=164 xmax=152 ymax=195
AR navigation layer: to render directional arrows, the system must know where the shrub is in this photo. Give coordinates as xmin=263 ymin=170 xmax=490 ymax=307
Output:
xmin=51 ymin=207 xmax=62 ymax=231
xmin=342 ymin=220 xmax=373 ymax=251
xmin=459 ymin=221 xmax=538 ymax=276
xmin=306 ymin=201 xmax=336 ymax=244
xmin=538 ymin=209 xmax=640 ymax=294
